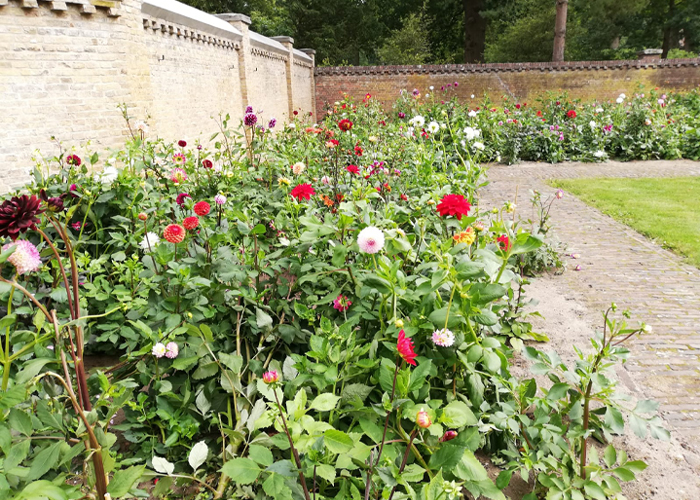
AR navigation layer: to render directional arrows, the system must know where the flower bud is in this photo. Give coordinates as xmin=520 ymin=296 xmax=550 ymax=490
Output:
xmin=394 ymin=319 xmax=404 ymax=328
xmin=439 ymin=430 xmax=458 ymax=442
xmin=262 ymin=371 xmax=279 ymax=384
xmin=416 ymin=409 xmax=431 ymax=429
xmin=138 ymin=212 xmax=148 ymax=221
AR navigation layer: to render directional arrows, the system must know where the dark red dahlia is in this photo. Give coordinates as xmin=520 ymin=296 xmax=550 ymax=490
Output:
xmin=202 ymin=159 xmax=213 ymax=169
xmin=40 ymin=189 xmax=66 ymax=213
xmin=66 ymin=154 xmax=81 ymax=166
xmin=436 ymin=194 xmax=471 ymax=220
xmin=338 ymin=119 xmax=353 ymax=132
xmin=176 ymin=193 xmax=191 ymax=206
xmin=0 ymin=195 xmax=44 ymax=240
xmin=178 ymin=140 xmax=187 ymax=147
xmin=290 ymin=183 xmax=315 ymax=201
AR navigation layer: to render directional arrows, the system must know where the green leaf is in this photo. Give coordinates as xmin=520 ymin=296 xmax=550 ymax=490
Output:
xmin=603 ymin=445 xmax=617 ymax=468
xmin=0 ymin=384 xmax=27 ymax=410
xmin=9 ymin=409 xmax=32 ymax=436
xmin=26 ymin=441 xmax=62 ymax=481
xmin=152 ymin=456 xmax=174 ymax=475
xmin=107 ymin=465 xmax=146 ymax=497
xmin=429 ymin=443 xmax=465 ymax=470
xmin=408 ymin=359 xmax=433 ymax=392
xmin=219 ymin=353 xmax=243 ymax=373
xmin=262 ymin=473 xmax=293 ymax=499
xmin=341 ymin=383 xmax=374 ymax=403
xmin=0 ymin=246 xmax=17 ymax=264
xmin=605 ymin=407 xmax=625 ymax=434
xmin=440 ymin=401 xmax=477 ymax=428
xmin=612 ymin=466 xmax=635 ymax=482
xmin=309 ymin=393 xmax=340 ymax=412
xmin=324 ymin=429 xmax=354 ymax=454
xmin=188 ymin=441 xmax=209 ymax=471
xmin=13 ymin=481 xmax=68 ymax=500
xmin=192 ymin=361 xmax=219 ymax=380
xmin=16 ymin=358 xmax=54 ymax=384
xmin=256 ymin=308 xmax=273 ymax=331
xmin=316 ymin=463 xmax=336 ymax=484
xmin=248 ymin=445 xmax=273 ymax=467
xmin=359 ymin=418 xmax=383 ymax=443
xmin=546 ymin=383 xmax=570 ymax=401
xmin=424 ymin=469 xmax=444 ymax=500
xmin=221 ymin=458 xmax=261 ymax=484
xmin=583 ymin=481 xmax=607 ymax=500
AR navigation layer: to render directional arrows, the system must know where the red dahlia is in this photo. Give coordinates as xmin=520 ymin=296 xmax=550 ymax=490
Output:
xmin=497 ymin=234 xmax=512 ymax=251
xmin=66 ymin=154 xmax=81 ymax=166
xmin=202 ymin=159 xmax=213 ymax=169
xmin=346 ymin=165 xmax=360 ymax=175
xmin=193 ymin=201 xmax=211 ymax=216
xmin=566 ymin=110 xmax=577 ymax=118
xmin=176 ymin=193 xmax=191 ymax=206
xmin=290 ymin=183 xmax=315 ymax=201
xmin=183 ymin=216 xmax=199 ymax=230
xmin=163 ymin=224 xmax=186 ymax=243
xmin=397 ymin=329 xmax=417 ymax=366
xmin=338 ymin=119 xmax=353 ymax=132
xmin=0 ymin=195 xmax=44 ymax=240
xmin=178 ymin=140 xmax=187 ymax=147
xmin=436 ymin=194 xmax=471 ymax=220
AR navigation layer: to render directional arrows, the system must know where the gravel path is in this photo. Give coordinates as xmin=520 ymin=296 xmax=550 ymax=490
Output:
xmin=480 ymin=160 xmax=700 ymax=499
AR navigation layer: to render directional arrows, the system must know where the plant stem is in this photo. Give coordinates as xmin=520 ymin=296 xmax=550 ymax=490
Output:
xmin=387 ymin=429 xmax=418 ymax=500
xmin=273 ymin=389 xmax=312 ymax=500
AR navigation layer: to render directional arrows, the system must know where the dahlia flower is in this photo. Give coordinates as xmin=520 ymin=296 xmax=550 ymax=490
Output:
xmin=291 ymin=162 xmax=306 ymax=175
xmin=172 ymin=154 xmax=186 ymax=167
xmin=436 ymin=194 xmax=471 ymax=220
xmin=290 ymin=183 xmax=315 ymax=201
xmin=170 ymin=167 xmax=187 ymax=183
xmin=473 ymin=141 xmax=485 ymax=151
xmin=338 ymin=119 xmax=353 ymax=131
xmin=138 ymin=212 xmax=148 ymax=221
xmin=468 ymin=110 xmax=478 ymax=118
xmin=140 ymin=232 xmax=160 ymax=251
xmin=409 ymin=115 xmax=425 ymax=127
xmin=268 ymin=118 xmax=277 ymax=129
xmin=176 ymin=193 xmax=191 ymax=206
xmin=66 ymin=154 xmax=81 ymax=166
xmin=497 ymin=235 xmax=511 ymax=252
xmin=183 ymin=217 xmax=199 ymax=230
xmin=165 ymin=342 xmax=179 ymax=359
xmin=2 ymin=240 xmax=42 ymax=275
xmin=431 ymin=328 xmax=455 ymax=347
xmin=397 ymin=329 xmax=417 ymax=366
xmin=321 ymin=176 xmax=331 ymax=185
xmin=214 ymin=194 xmax=226 ymax=205
xmin=152 ymin=343 xmax=166 ymax=358
xmin=416 ymin=409 xmax=432 ymax=428
xmin=453 ymin=228 xmax=475 ymax=246
xmin=357 ymin=226 xmax=384 ymax=254
xmin=278 ymin=177 xmax=291 ymax=186
xmin=97 ymin=166 xmax=119 ymax=185
xmin=193 ymin=201 xmax=211 ymax=216
xmin=202 ymin=159 xmax=213 ymax=169
xmin=0 ymin=195 xmax=44 ymax=240
xmin=163 ymin=224 xmax=186 ymax=243
xmin=178 ymin=140 xmax=187 ymax=147
xmin=346 ymin=165 xmax=360 ymax=175
xmin=262 ymin=371 xmax=279 ymax=384
xmin=427 ymin=122 xmax=440 ymax=133
xmin=244 ymin=113 xmax=257 ymax=127
xmin=333 ymin=295 xmax=352 ymax=312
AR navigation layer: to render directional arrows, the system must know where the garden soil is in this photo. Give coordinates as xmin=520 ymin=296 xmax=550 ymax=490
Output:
xmin=483 ymin=276 xmax=700 ymax=500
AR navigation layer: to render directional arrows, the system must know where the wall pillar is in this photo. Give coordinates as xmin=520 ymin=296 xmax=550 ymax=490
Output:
xmin=300 ymin=49 xmax=316 ymax=120
xmin=271 ymin=36 xmax=295 ymax=119
xmin=216 ymin=13 xmax=251 ymax=115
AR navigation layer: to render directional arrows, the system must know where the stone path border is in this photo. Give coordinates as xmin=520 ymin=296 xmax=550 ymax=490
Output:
xmin=481 ymin=160 xmax=700 ymax=450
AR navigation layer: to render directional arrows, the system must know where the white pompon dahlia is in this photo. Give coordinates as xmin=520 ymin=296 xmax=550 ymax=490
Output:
xmin=140 ymin=232 xmax=160 ymax=251
xmin=2 ymin=240 xmax=42 ymax=275
xmin=431 ymin=328 xmax=455 ymax=347
xmin=152 ymin=342 xmax=166 ymax=358
xmin=357 ymin=226 xmax=385 ymax=254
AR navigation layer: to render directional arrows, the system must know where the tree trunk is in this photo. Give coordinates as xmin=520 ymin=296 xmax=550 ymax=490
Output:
xmin=464 ymin=0 xmax=486 ymax=63
xmin=661 ymin=0 xmax=675 ymax=58
xmin=552 ymin=0 xmax=568 ymax=62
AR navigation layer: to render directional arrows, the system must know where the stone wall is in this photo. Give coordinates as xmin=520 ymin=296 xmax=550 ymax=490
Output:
xmin=0 ymin=0 xmax=315 ymax=192
xmin=315 ymin=59 xmax=700 ymax=115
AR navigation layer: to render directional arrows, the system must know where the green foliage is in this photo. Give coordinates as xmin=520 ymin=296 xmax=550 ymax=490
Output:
xmin=377 ymin=11 xmax=432 ymax=64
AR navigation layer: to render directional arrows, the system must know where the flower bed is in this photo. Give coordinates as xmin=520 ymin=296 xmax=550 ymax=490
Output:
xmin=0 ymin=95 xmax=669 ymax=500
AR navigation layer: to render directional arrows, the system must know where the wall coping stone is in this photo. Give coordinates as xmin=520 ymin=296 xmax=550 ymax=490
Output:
xmin=142 ymin=0 xmax=242 ymax=40
xmin=294 ymin=49 xmax=313 ymax=62
xmin=315 ymin=58 xmax=700 ymax=76
xmin=215 ymin=13 xmax=250 ymax=24
xmin=271 ymin=35 xmax=294 ymax=45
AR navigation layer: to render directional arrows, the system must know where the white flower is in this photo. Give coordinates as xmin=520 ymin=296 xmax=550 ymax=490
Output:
xmin=321 ymin=175 xmax=331 ymax=185
xmin=431 ymin=328 xmax=455 ymax=347
xmin=470 ymin=94 xmax=475 ymax=99
xmin=406 ymin=126 xmax=414 ymax=137
xmin=645 ymin=119 xmax=652 ymax=126
xmin=589 ymin=120 xmax=597 ymax=129
xmin=140 ymin=232 xmax=160 ymax=251
xmin=429 ymin=86 xmax=434 ymax=90
xmin=135 ymin=121 xmax=149 ymax=133
xmin=463 ymin=127 xmax=480 ymax=141
xmin=472 ymin=141 xmax=485 ymax=151
xmin=468 ymin=110 xmax=478 ymax=118
xmin=292 ymin=162 xmax=306 ymax=175
xmin=95 ymin=166 xmax=119 ymax=185
xmin=427 ymin=121 xmax=440 ymax=133
xmin=594 ymin=150 xmax=606 ymax=158
xmin=619 ymin=93 xmax=626 ymax=99
xmin=287 ymin=123 xmax=296 ymax=129
xmin=496 ymin=153 xmax=502 ymax=162
xmin=368 ymin=136 xmax=378 ymax=143
xmin=152 ymin=343 xmax=166 ymax=358
xmin=616 ymin=97 xmax=624 ymax=104
xmin=425 ymin=93 xmax=430 ymax=98
xmin=357 ymin=226 xmax=385 ymax=254
xmin=410 ymin=115 xmax=425 ymax=128
xmin=595 ymin=107 xmax=604 ymax=113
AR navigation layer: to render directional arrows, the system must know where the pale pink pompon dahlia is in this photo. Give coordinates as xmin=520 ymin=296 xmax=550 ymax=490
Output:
xmin=2 ymin=240 xmax=42 ymax=275
xmin=357 ymin=226 xmax=385 ymax=254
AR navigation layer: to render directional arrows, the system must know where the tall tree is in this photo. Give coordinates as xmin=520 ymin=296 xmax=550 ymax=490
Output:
xmin=464 ymin=0 xmax=487 ymax=62
xmin=552 ymin=0 xmax=568 ymax=61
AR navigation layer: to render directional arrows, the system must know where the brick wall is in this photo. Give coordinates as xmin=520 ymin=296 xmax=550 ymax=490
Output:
xmin=315 ymin=60 xmax=700 ymax=116
xmin=0 ymin=0 xmax=315 ymax=192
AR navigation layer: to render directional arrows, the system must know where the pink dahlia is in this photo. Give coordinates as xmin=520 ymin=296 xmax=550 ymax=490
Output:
xmin=333 ymin=295 xmax=352 ymax=312
xmin=170 ymin=167 xmax=187 ymax=183
xmin=3 ymin=240 xmax=42 ymax=275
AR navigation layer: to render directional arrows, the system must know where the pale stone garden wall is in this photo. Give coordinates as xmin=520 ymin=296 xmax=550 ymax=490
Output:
xmin=0 ymin=0 xmax=315 ymax=192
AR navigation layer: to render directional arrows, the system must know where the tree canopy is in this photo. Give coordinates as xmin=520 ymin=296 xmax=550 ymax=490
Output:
xmin=180 ymin=0 xmax=700 ymax=65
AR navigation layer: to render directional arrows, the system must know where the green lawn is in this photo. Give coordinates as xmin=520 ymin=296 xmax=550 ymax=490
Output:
xmin=550 ymin=177 xmax=700 ymax=267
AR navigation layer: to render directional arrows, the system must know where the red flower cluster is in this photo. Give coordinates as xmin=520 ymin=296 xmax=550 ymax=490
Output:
xmin=346 ymin=165 xmax=360 ymax=175
xmin=183 ymin=216 xmax=199 ymax=230
xmin=354 ymin=145 xmax=363 ymax=156
xmin=566 ymin=110 xmax=577 ymax=118
xmin=194 ymin=201 xmax=210 ymax=216
xmin=436 ymin=194 xmax=471 ymax=220
xmin=397 ymin=330 xmax=417 ymax=366
xmin=338 ymin=119 xmax=353 ymax=132
xmin=290 ymin=183 xmax=315 ymax=201
xmin=497 ymin=235 xmax=512 ymax=251
xmin=163 ymin=224 xmax=186 ymax=243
